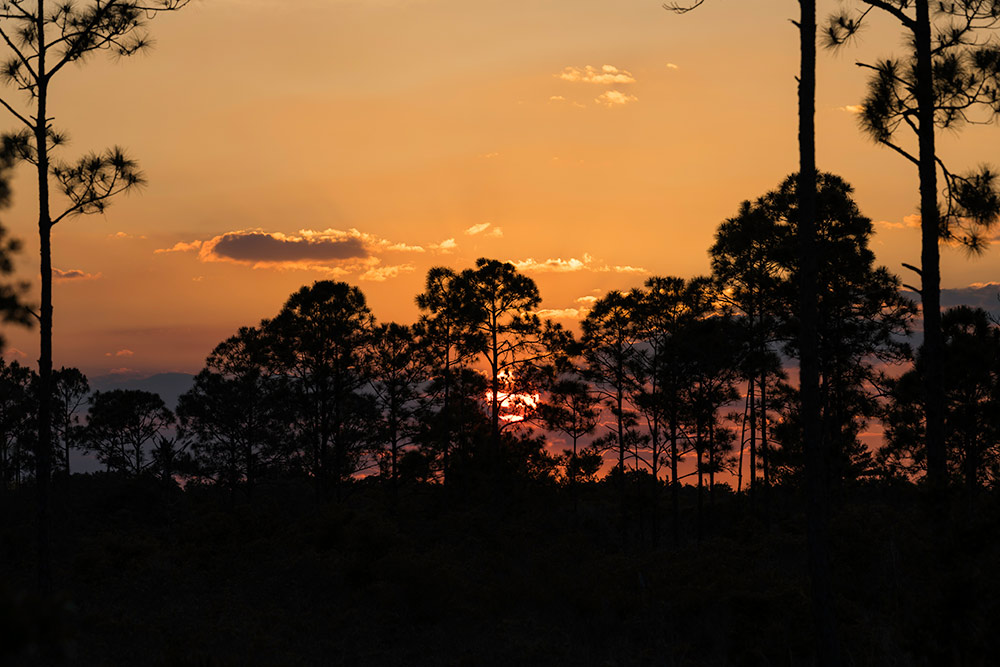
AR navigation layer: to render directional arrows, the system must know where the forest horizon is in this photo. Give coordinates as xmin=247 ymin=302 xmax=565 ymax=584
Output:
xmin=0 ymin=0 xmax=995 ymax=378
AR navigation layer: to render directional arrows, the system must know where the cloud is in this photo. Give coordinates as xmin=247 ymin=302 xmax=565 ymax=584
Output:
xmin=359 ymin=264 xmax=415 ymax=282
xmin=559 ymin=65 xmax=636 ymax=85
xmin=167 ymin=228 xmax=447 ymax=278
xmin=595 ymin=90 xmax=638 ymax=107
xmin=204 ymin=231 xmax=367 ymax=264
xmin=109 ymin=231 xmax=133 ymax=240
xmin=838 ymin=104 xmax=864 ymax=114
xmin=533 ymin=296 xmax=603 ymax=321
xmin=53 ymin=268 xmax=101 ymax=282
xmin=513 ymin=257 xmax=589 ymax=273
xmin=105 ymin=349 xmax=134 ymax=357
xmin=155 ymin=240 xmax=203 ymax=254
xmin=549 ymin=95 xmax=566 ymax=102
xmin=876 ymin=214 xmax=921 ymax=230
xmin=4 ymin=347 xmax=26 ymax=360
xmin=511 ymin=253 xmax=648 ymax=275
xmin=535 ymin=308 xmax=586 ymax=320
xmin=385 ymin=242 xmax=426 ymax=252
xmin=431 ymin=238 xmax=457 ymax=252
xmin=941 ymin=282 xmax=1000 ymax=316
xmin=109 ymin=367 xmax=136 ymax=375
xmin=480 ymin=152 xmax=500 ymax=159
xmin=465 ymin=222 xmax=503 ymax=238
xmin=666 ymin=62 xmax=679 ymax=70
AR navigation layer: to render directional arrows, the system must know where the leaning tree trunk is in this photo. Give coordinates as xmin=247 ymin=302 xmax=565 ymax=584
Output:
xmin=798 ymin=0 xmax=841 ymax=664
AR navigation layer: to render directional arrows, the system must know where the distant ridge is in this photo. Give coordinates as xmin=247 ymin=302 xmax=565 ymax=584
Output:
xmin=89 ymin=372 xmax=195 ymax=410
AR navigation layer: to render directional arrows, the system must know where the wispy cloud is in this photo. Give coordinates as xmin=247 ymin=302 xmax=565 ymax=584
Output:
xmin=666 ymin=62 xmax=679 ymax=70
xmin=359 ymin=263 xmax=415 ymax=282
xmin=431 ymin=238 xmax=457 ymax=252
xmin=155 ymin=240 xmax=203 ymax=254
xmin=535 ymin=307 xmax=586 ymax=320
xmin=53 ymin=268 xmax=101 ymax=282
xmin=876 ymin=214 xmax=921 ymax=230
xmin=465 ymin=222 xmax=503 ymax=238
xmin=535 ymin=296 xmax=602 ymax=320
xmin=105 ymin=349 xmax=134 ymax=358
xmin=837 ymin=104 xmax=864 ymax=114
xmin=595 ymin=90 xmax=638 ymax=107
xmin=559 ymin=64 xmax=636 ymax=85
xmin=511 ymin=254 xmax=648 ymax=274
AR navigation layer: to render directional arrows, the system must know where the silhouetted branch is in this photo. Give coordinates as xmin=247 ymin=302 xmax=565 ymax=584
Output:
xmin=664 ymin=0 xmax=705 ymax=14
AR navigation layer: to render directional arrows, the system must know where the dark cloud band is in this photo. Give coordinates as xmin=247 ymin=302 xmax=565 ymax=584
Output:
xmin=211 ymin=232 xmax=368 ymax=263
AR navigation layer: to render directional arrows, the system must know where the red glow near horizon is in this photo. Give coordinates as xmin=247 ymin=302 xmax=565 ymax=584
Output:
xmin=485 ymin=389 xmax=540 ymax=423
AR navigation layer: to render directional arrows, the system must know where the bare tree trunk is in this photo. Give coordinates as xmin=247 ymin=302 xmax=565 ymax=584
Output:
xmin=798 ymin=0 xmax=842 ymax=663
xmin=696 ymin=418 xmax=703 ymax=543
xmin=913 ymin=0 xmax=947 ymax=496
xmin=34 ymin=14 xmax=54 ymax=592
xmin=761 ymin=371 xmax=770 ymax=524
xmin=748 ymin=375 xmax=756 ymax=508
xmin=670 ymin=410 xmax=679 ymax=542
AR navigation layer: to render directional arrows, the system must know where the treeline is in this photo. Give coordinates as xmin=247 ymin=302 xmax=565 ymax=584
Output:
xmin=3 ymin=173 xmax=999 ymax=505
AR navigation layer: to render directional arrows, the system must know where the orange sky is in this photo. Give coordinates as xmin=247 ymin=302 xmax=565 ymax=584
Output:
xmin=1 ymin=0 xmax=999 ymax=377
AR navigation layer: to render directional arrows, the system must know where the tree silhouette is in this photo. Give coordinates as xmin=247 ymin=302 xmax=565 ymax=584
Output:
xmin=367 ymin=322 xmax=425 ymax=494
xmin=178 ymin=326 xmax=292 ymax=498
xmin=825 ymin=0 xmax=1000 ymax=494
xmin=0 ymin=0 xmax=188 ymax=590
xmin=457 ymin=258 xmax=567 ymax=464
xmin=632 ymin=275 xmax=713 ymax=540
xmin=882 ymin=305 xmax=1000 ymax=491
xmin=414 ymin=267 xmax=474 ymax=481
xmin=83 ymin=389 xmax=174 ymax=476
xmin=540 ymin=375 xmax=600 ymax=490
xmin=266 ymin=281 xmax=374 ymax=499
xmin=50 ymin=366 xmax=87 ymax=476
xmin=678 ymin=313 xmax=741 ymax=538
xmin=747 ymin=174 xmax=916 ymax=485
xmin=710 ymin=198 xmax=787 ymax=501
xmin=581 ymin=289 xmax=641 ymax=521
xmin=0 ymin=358 xmax=34 ymax=490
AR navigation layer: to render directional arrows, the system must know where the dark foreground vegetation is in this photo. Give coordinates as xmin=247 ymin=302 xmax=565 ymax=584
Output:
xmin=3 ymin=474 xmax=999 ymax=666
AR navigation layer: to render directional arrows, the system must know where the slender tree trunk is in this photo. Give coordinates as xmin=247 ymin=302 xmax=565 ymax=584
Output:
xmin=708 ymin=424 xmax=716 ymax=514
xmin=696 ymin=417 xmax=703 ymax=543
xmin=490 ymin=321 xmax=500 ymax=468
xmin=34 ymin=14 xmax=54 ymax=592
xmin=738 ymin=386 xmax=748 ymax=494
xmin=914 ymin=0 xmax=947 ymax=496
xmin=748 ymin=376 xmax=756 ymax=507
xmin=669 ymin=409 xmax=679 ymax=542
xmin=798 ymin=1 xmax=842 ymax=663
xmin=616 ymin=380 xmax=626 ymax=533
xmin=760 ymin=372 xmax=769 ymax=487
xmin=441 ymin=351 xmax=451 ymax=485
xmin=761 ymin=371 xmax=770 ymax=524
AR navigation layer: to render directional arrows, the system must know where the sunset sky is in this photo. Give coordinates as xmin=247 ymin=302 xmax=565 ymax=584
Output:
xmin=2 ymin=0 xmax=1000 ymax=378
